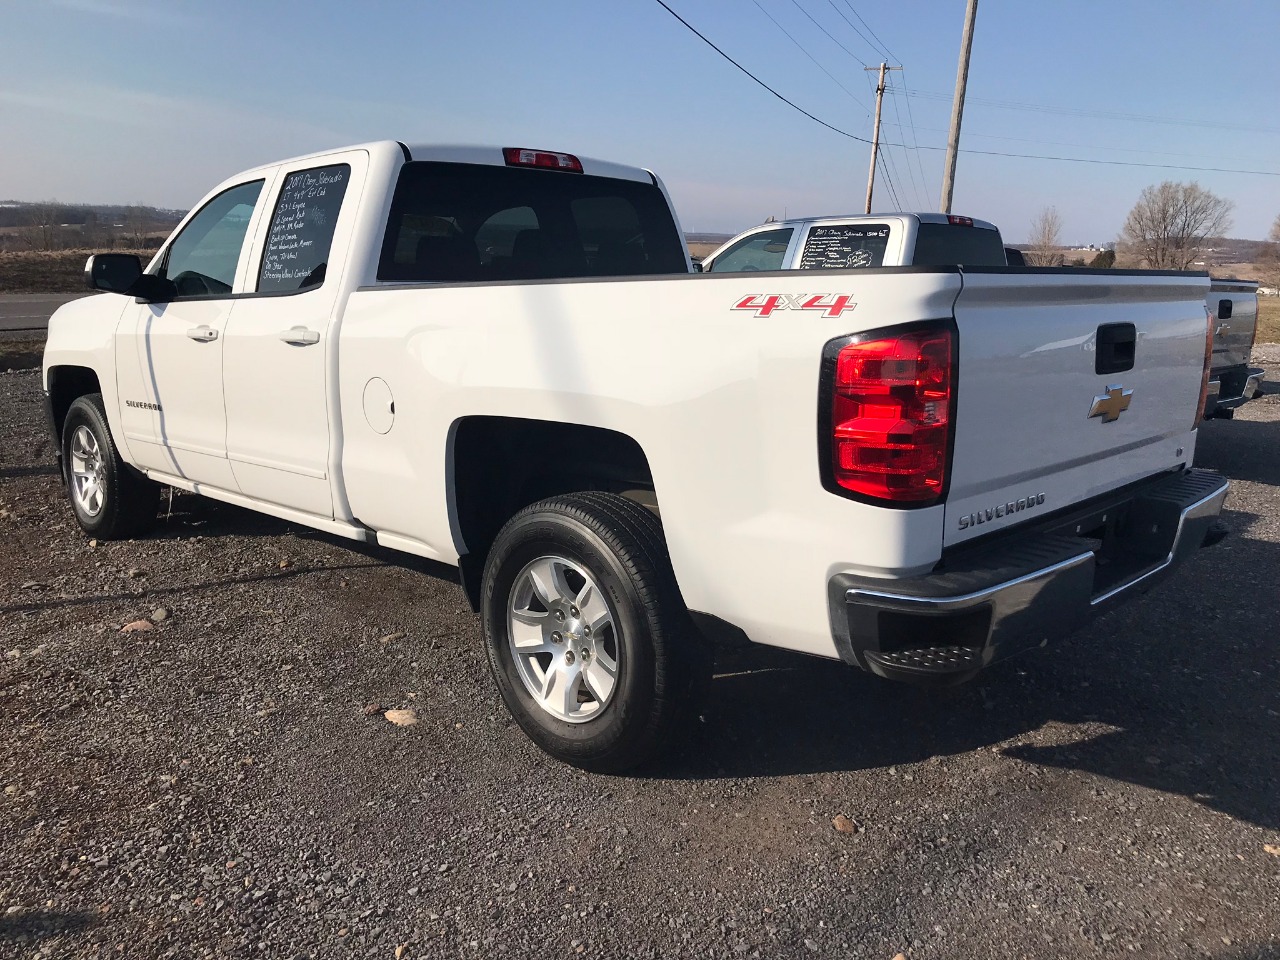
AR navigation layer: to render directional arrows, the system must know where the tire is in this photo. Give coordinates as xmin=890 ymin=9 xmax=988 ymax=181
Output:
xmin=481 ymin=492 xmax=710 ymax=773
xmin=62 ymin=393 xmax=159 ymax=539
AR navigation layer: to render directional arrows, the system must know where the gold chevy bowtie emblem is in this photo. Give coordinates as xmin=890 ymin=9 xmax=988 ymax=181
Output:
xmin=1088 ymin=385 xmax=1133 ymax=423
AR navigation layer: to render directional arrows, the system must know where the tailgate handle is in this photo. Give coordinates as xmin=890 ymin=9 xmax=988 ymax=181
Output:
xmin=1095 ymin=323 xmax=1136 ymax=375
xmin=1217 ymin=298 xmax=1233 ymax=320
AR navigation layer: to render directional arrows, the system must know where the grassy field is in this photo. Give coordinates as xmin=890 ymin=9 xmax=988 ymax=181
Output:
xmin=0 ymin=338 xmax=44 ymax=371
xmin=0 ymin=248 xmax=159 ymax=295
xmin=1258 ymin=296 xmax=1280 ymax=344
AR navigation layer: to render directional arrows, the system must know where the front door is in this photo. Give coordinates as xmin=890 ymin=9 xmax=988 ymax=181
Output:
xmin=115 ymin=178 xmax=269 ymax=490
xmin=222 ymin=153 xmax=364 ymax=518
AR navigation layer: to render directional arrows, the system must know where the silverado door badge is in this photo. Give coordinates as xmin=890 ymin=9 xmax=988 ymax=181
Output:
xmin=1088 ymin=385 xmax=1133 ymax=423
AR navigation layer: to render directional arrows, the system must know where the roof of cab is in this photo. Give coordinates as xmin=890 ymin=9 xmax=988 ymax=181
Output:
xmin=228 ymin=140 xmax=653 ymax=185
xmin=754 ymin=212 xmax=1000 ymax=232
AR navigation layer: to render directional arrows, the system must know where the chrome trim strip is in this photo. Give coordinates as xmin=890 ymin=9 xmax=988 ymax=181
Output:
xmin=846 ymin=552 xmax=1095 ymax=610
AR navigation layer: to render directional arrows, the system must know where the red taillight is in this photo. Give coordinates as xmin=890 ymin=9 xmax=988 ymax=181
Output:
xmin=826 ymin=326 xmax=954 ymax=504
xmin=1194 ymin=307 xmax=1214 ymax=425
xmin=502 ymin=147 xmax=584 ymax=173
xmin=946 ymin=215 xmax=974 ymax=227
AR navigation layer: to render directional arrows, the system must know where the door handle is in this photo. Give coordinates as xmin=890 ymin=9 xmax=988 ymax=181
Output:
xmin=280 ymin=326 xmax=321 ymax=346
xmin=186 ymin=326 xmax=218 ymax=342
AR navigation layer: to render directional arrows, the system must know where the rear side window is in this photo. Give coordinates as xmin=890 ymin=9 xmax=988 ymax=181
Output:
xmin=707 ymin=228 xmax=793 ymax=273
xmin=160 ymin=180 xmax=263 ymax=297
xmin=912 ymin=224 xmax=1006 ymax=267
xmin=377 ymin=162 xmax=686 ymax=283
xmin=258 ymin=164 xmax=351 ymax=293
xmin=799 ymin=224 xmax=890 ymax=269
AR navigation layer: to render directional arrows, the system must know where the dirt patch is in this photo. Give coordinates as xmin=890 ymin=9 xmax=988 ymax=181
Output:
xmin=2 ymin=370 xmax=1279 ymax=958
xmin=0 ymin=338 xmax=44 ymax=372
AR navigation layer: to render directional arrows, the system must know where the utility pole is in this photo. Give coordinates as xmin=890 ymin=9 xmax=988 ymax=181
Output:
xmin=863 ymin=62 xmax=901 ymax=214
xmin=940 ymin=0 xmax=979 ymax=213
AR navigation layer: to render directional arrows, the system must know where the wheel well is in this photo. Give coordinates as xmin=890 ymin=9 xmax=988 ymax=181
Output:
xmin=47 ymin=365 xmax=102 ymax=443
xmin=451 ymin=417 xmax=657 ymax=608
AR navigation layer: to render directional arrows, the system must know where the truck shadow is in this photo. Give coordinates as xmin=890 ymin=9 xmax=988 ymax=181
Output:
xmin=660 ymin=506 xmax=1280 ymax=832
xmin=0 ymin=909 xmax=93 ymax=944
xmin=1194 ymin=408 xmax=1280 ymax=486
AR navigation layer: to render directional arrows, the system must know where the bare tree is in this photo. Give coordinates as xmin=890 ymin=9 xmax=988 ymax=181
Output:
xmin=16 ymin=200 xmax=65 ymax=251
xmin=1258 ymin=212 xmax=1280 ymax=295
xmin=1025 ymin=206 xmax=1064 ymax=266
xmin=1119 ymin=181 xmax=1233 ymax=270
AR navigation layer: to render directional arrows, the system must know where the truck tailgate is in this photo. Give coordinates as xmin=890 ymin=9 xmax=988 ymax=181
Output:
xmin=1208 ymin=279 xmax=1259 ymax=371
xmin=944 ymin=271 xmax=1209 ymax=548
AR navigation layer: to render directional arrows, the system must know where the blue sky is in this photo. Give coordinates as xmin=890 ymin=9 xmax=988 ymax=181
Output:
xmin=2 ymin=0 xmax=1278 ymax=244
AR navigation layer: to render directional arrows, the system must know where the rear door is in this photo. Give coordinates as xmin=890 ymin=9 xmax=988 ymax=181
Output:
xmin=222 ymin=150 xmax=367 ymax=518
xmin=943 ymin=270 xmax=1209 ymax=548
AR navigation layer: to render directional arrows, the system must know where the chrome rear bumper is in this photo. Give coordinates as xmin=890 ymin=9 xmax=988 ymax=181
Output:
xmin=828 ymin=469 xmax=1230 ymax=684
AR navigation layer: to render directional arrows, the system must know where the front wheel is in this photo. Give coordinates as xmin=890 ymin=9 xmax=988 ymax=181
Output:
xmin=62 ymin=393 xmax=159 ymax=539
xmin=481 ymin=492 xmax=710 ymax=773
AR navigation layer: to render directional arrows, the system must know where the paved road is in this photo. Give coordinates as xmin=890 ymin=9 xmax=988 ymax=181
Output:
xmin=0 ymin=294 xmax=89 ymax=333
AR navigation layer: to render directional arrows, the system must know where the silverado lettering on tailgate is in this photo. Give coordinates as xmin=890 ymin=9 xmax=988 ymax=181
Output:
xmin=958 ymin=493 xmax=1047 ymax=530
xmin=732 ymin=294 xmax=856 ymax=318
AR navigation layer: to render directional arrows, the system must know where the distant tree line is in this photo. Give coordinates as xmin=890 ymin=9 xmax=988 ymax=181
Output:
xmin=1021 ymin=183 xmax=1276 ymax=288
xmin=0 ymin=200 xmax=184 ymax=253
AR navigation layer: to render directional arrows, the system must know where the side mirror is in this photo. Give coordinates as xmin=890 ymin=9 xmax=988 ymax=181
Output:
xmin=690 ymin=260 xmax=704 ymax=273
xmin=84 ymin=253 xmax=176 ymax=303
xmin=85 ymin=253 xmax=142 ymax=293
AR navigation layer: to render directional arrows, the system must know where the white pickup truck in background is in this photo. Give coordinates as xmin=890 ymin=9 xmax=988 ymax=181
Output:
xmin=43 ymin=141 xmax=1227 ymax=771
xmin=1205 ymin=277 xmax=1265 ymax=418
xmin=699 ymin=212 xmax=1007 ymax=272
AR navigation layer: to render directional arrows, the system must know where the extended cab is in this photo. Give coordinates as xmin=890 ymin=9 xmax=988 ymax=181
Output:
xmin=1205 ymin=278 xmax=1265 ymax=418
xmin=44 ymin=141 xmax=1227 ymax=771
xmin=700 ymin=213 xmax=1007 ymax=273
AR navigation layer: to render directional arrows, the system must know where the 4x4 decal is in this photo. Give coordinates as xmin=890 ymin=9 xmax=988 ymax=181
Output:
xmin=731 ymin=294 xmax=856 ymax=318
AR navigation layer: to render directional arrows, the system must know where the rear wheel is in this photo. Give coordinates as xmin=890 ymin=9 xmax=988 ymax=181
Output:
xmin=481 ymin=492 xmax=710 ymax=772
xmin=62 ymin=393 xmax=159 ymax=539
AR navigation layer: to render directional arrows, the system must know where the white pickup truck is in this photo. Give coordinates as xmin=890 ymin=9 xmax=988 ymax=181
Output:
xmin=699 ymin=212 xmax=1007 ymax=272
xmin=1205 ymin=278 xmax=1265 ymax=418
xmin=44 ymin=140 xmax=1228 ymax=771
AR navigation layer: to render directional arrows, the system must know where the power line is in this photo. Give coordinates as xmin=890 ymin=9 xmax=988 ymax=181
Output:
xmin=750 ymin=0 xmax=870 ymax=111
xmin=903 ymin=89 xmax=1280 ymax=136
xmin=652 ymin=0 xmax=1280 ymax=178
xmin=879 ymin=119 xmax=1272 ymax=166
xmin=786 ymin=0 xmax=869 ymax=68
xmin=915 ymin=145 xmax=1280 ymax=177
xmin=898 ymin=70 xmax=935 ymax=208
xmin=837 ymin=0 xmax=898 ymax=62
xmin=652 ymin=0 xmax=874 ymax=144
xmin=885 ymin=82 xmax=927 ymax=208
xmin=825 ymin=0 xmax=885 ymax=61
xmin=876 ymin=148 xmax=903 ymax=210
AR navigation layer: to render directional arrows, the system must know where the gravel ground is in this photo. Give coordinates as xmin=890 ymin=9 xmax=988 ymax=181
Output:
xmin=2 ymin=363 xmax=1279 ymax=960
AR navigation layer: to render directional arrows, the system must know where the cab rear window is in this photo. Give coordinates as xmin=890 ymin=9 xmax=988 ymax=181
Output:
xmin=912 ymin=224 xmax=1006 ymax=267
xmin=377 ymin=162 xmax=687 ymax=283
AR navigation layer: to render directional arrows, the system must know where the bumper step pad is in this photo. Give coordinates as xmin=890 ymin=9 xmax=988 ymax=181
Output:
xmin=864 ymin=645 xmax=983 ymax=682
